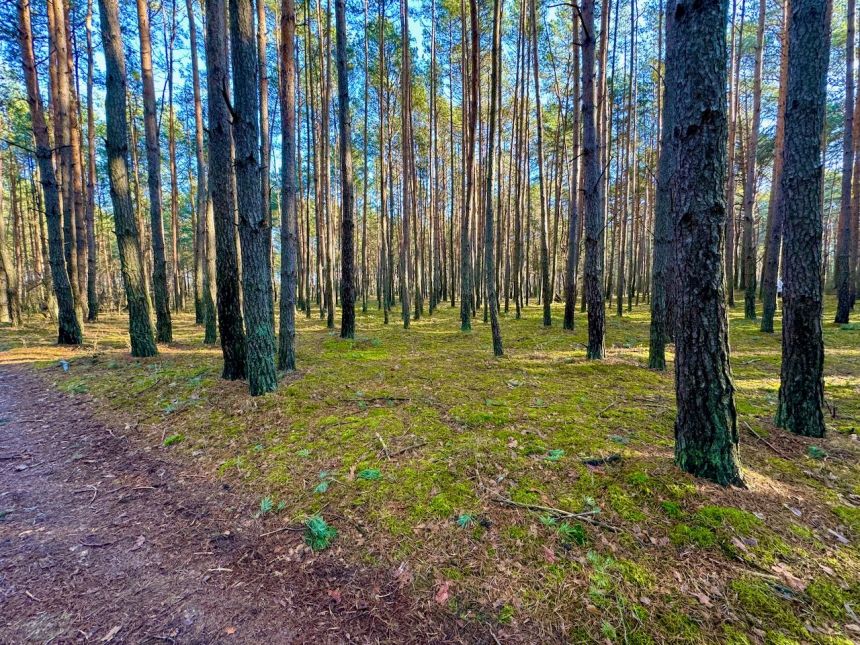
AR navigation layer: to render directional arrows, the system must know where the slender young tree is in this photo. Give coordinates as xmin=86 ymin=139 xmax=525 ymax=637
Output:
xmin=135 ymin=0 xmax=173 ymax=342
xmin=16 ymin=0 xmax=81 ymax=345
xmin=279 ymin=0 xmax=298 ymax=370
xmin=230 ymin=0 xmax=278 ymax=395
xmin=459 ymin=0 xmax=476 ymax=331
xmin=335 ymin=0 xmax=355 ymax=338
xmin=775 ymin=0 xmax=831 ymax=438
xmin=668 ymin=0 xmax=742 ymax=486
xmin=740 ymin=0 xmax=765 ymax=320
xmin=400 ymin=0 xmax=414 ymax=329
xmin=582 ymin=0 xmax=604 ymax=359
xmin=97 ymin=0 xmax=158 ymax=357
xmin=531 ymin=0 xmax=551 ymax=327
xmin=483 ymin=0 xmax=503 ymax=356
xmin=836 ymin=0 xmax=855 ymax=324
xmin=85 ymin=0 xmax=99 ymax=321
xmin=205 ymin=0 xmax=247 ymax=380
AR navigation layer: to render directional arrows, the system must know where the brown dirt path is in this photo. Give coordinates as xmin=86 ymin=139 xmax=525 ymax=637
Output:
xmin=0 ymin=367 xmax=484 ymax=644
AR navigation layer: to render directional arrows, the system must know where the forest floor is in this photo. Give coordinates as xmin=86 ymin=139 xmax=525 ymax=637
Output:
xmin=0 ymin=297 xmax=858 ymax=644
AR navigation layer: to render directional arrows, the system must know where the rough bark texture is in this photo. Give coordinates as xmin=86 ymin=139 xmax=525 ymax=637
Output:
xmin=648 ymin=2 xmax=675 ymax=371
xmin=459 ymin=0 xmax=474 ymax=332
xmin=775 ymin=0 xmax=830 ymax=438
xmin=278 ymin=0 xmax=298 ymax=370
xmin=668 ymin=0 xmax=742 ymax=486
xmin=17 ymin=0 xmax=82 ymax=345
xmin=97 ymin=0 xmax=158 ymax=358
xmin=230 ymin=0 xmax=278 ymax=395
xmin=205 ymin=0 xmax=248 ymax=381
xmin=400 ymin=0 xmax=414 ymax=330
xmin=582 ymin=0 xmax=605 ymax=359
xmin=135 ymin=0 xmax=173 ymax=342
xmin=336 ymin=0 xmax=355 ymax=339
xmin=836 ymin=0 xmax=855 ymax=324
xmin=85 ymin=0 xmax=99 ymax=321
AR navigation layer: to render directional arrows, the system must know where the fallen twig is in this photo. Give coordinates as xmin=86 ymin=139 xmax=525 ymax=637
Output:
xmin=582 ymin=454 xmax=622 ymax=467
xmin=491 ymin=495 xmax=622 ymax=533
xmin=72 ymin=485 xmax=98 ymax=504
xmin=596 ymin=400 xmax=618 ymax=418
xmin=390 ymin=440 xmax=428 ymax=457
xmin=375 ymin=433 xmax=390 ymax=460
xmin=259 ymin=524 xmax=305 ymax=538
xmin=742 ymin=421 xmax=787 ymax=459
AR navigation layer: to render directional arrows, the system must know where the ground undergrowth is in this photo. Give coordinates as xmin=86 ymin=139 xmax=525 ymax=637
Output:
xmin=1 ymin=297 xmax=858 ymax=644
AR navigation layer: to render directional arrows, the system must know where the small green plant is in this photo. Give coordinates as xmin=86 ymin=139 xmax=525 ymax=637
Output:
xmin=358 ymin=468 xmax=381 ymax=481
xmin=557 ymin=521 xmax=587 ymax=546
xmin=806 ymin=445 xmax=827 ymax=460
xmin=259 ymin=496 xmax=274 ymax=515
xmin=456 ymin=513 xmax=474 ymax=528
xmin=297 ymin=448 xmax=311 ymax=458
xmin=545 ymin=449 xmax=565 ymax=462
xmin=304 ymin=515 xmax=337 ymax=550
xmin=163 ymin=433 xmax=184 ymax=447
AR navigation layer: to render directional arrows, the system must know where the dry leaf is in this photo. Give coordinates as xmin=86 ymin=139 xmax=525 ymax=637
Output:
xmin=225 ymin=626 xmax=237 ymax=635
xmin=100 ymin=626 xmax=121 ymax=642
xmin=435 ymin=580 xmax=451 ymax=605
xmin=327 ymin=588 xmax=342 ymax=603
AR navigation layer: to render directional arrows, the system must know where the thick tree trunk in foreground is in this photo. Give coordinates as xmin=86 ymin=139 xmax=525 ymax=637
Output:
xmin=98 ymin=0 xmax=158 ymax=358
xmin=230 ymin=0 xmax=278 ymax=395
xmin=668 ymin=0 xmax=742 ymax=486
xmin=835 ymin=0 xmax=855 ymax=324
xmin=582 ymin=0 xmax=604 ymax=359
xmin=85 ymin=0 xmax=99 ymax=321
xmin=135 ymin=0 xmax=173 ymax=342
xmin=205 ymin=0 xmax=247 ymax=380
xmin=278 ymin=0 xmax=298 ymax=370
xmin=18 ymin=0 xmax=82 ymax=345
xmin=335 ymin=0 xmax=355 ymax=339
xmin=775 ymin=0 xmax=831 ymax=438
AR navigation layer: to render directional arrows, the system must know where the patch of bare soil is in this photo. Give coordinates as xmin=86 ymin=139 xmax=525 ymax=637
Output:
xmin=0 ymin=367 xmax=489 ymax=644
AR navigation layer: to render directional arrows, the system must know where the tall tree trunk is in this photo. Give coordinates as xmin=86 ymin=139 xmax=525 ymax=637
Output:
xmin=135 ymin=0 xmax=173 ymax=342
xmin=361 ymin=0 xmax=369 ymax=314
xmin=668 ymin=0 xmax=742 ymax=486
xmin=85 ymin=0 xmax=99 ymax=321
xmin=836 ymin=0 xmax=855 ymax=324
xmin=205 ymin=0 xmax=248 ymax=380
xmin=335 ymin=0 xmax=355 ymax=338
xmin=775 ymin=0 xmax=831 ymax=438
xmin=741 ymin=0 xmax=765 ymax=320
xmin=760 ymin=0 xmax=790 ymax=333
xmin=97 ymin=0 xmax=158 ymax=358
xmin=278 ymin=0 xmax=298 ymax=370
xmin=563 ymin=8 xmax=581 ymax=331
xmin=400 ymin=0 xmax=413 ymax=329
xmin=582 ymin=0 xmax=604 ymax=359
xmin=17 ymin=0 xmax=82 ymax=345
xmin=186 ymin=0 xmax=217 ymax=343
xmin=483 ymin=0 xmax=503 ymax=356
xmin=230 ymin=0 xmax=278 ymax=395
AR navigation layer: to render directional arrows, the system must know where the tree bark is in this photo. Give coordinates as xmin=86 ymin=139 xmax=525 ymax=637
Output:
xmin=97 ymin=0 xmax=158 ymax=358
xmin=775 ymin=0 xmax=831 ymax=438
xmin=335 ymin=0 xmax=355 ymax=338
xmin=230 ymin=0 xmax=278 ymax=395
xmin=205 ymin=0 xmax=248 ymax=380
xmin=17 ymin=0 xmax=82 ymax=345
xmin=836 ymin=0 xmax=855 ymax=324
xmin=278 ymin=0 xmax=298 ymax=370
xmin=668 ymin=0 xmax=742 ymax=486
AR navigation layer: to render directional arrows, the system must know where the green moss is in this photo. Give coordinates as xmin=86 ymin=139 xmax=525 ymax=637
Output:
xmin=695 ymin=505 xmax=761 ymax=535
xmin=670 ymin=523 xmax=717 ymax=548
xmin=833 ymin=506 xmax=860 ymax=533
xmin=608 ymin=484 xmax=646 ymax=522
xmin=657 ymin=610 xmax=701 ymax=641
xmin=730 ymin=578 xmax=806 ymax=638
xmin=807 ymin=578 xmax=848 ymax=621
xmin=722 ymin=625 xmax=752 ymax=645
xmin=661 ymin=501 xmax=683 ymax=519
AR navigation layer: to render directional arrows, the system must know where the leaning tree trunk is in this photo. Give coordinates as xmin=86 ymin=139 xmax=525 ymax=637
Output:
xmin=835 ymin=0 xmax=855 ymax=324
xmin=278 ymin=0 xmax=298 ymax=370
xmin=667 ymin=0 xmax=742 ymax=486
xmin=229 ymin=0 xmax=278 ymax=396
xmin=97 ymin=0 xmax=157 ymax=358
xmin=17 ymin=0 xmax=81 ymax=345
xmin=205 ymin=0 xmax=247 ymax=380
xmin=582 ymin=0 xmax=605 ymax=359
xmin=775 ymin=0 xmax=831 ymax=438
xmin=135 ymin=0 xmax=173 ymax=342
